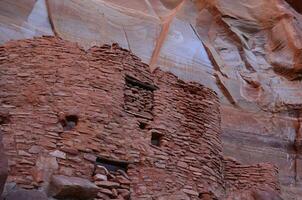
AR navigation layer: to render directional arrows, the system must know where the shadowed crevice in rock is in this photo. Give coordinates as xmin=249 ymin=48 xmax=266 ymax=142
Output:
xmin=284 ymin=0 xmax=302 ymax=14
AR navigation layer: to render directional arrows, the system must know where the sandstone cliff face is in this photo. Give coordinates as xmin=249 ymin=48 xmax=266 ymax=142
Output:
xmin=0 ymin=0 xmax=302 ymax=199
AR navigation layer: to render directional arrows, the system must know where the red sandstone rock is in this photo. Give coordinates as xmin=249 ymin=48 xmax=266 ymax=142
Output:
xmin=1 ymin=1 xmax=302 ymax=198
xmin=32 ymin=155 xmax=58 ymax=185
xmin=93 ymin=174 xmax=107 ymax=182
xmin=251 ymin=188 xmax=283 ymax=200
xmin=226 ymin=187 xmax=283 ymax=200
xmin=0 ymin=37 xmax=282 ymax=199
xmin=47 ymin=175 xmax=99 ymax=200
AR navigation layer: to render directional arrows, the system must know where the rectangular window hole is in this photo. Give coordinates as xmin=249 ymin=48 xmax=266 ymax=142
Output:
xmin=96 ymin=157 xmax=129 ymax=172
xmin=125 ymin=75 xmax=157 ymax=91
xmin=151 ymin=132 xmax=162 ymax=146
xmin=124 ymin=75 xmax=156 ymax=120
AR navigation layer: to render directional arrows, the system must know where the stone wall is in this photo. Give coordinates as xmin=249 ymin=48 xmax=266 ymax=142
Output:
xmin=0 ymin=36 xmax=281 ymax=199
xmin=223 ymin=157 xmax=280 ymax=193
xmin=128 ymin=69 xmax=224 ymax=199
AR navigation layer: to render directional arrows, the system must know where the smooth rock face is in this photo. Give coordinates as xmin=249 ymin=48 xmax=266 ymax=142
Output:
xmin=5 ymin=189 xmax=48 ymax=200
xmin=0 ymin=132 xmax=8 ymax=197
xmin=47 ymin=175 xmax=98 ymax=200
xmin=0 ymin=0 xmax=53 ymax=43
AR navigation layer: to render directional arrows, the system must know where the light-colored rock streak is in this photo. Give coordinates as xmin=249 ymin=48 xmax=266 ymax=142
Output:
xmin=21 ymin=0 xmax=53 ymax=37
xmin=149 ymin=0 xmax=185 ymax=71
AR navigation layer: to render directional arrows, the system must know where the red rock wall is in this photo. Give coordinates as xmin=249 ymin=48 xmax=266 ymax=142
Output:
xmin=129 ymin=69 xmax=224 ymax=198
xmin=1 ymin=1 xmax=302 ymax=198
xmin=0 ymin=36 xmax=156 ymax=187
xmin=0 ymin=36 xmax=281 ymax=199
xmin=223 ymin=157 xmax=280 ymax=193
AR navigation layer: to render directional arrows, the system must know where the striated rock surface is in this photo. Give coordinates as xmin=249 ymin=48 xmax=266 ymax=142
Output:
xmin=0 ymin=0 xmax=53 ymax=43
xmin=1 ymin=0 xmax=302 ymax=199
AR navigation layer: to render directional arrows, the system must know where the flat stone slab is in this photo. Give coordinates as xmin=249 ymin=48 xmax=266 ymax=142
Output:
xmin=47 ymin=175 xmax=98 ymax=200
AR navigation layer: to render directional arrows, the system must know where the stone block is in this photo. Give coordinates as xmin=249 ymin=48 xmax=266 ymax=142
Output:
xmin=47 ymin=175 xmax=98 ymax=200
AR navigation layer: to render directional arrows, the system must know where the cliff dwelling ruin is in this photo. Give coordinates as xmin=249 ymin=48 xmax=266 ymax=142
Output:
xmin=0 ymin=37 xmax=281 ymax=199
xmin=1 ymin=0 xmax=302 ymax=199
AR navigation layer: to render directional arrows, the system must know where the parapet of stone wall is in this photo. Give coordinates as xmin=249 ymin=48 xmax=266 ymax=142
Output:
xmin=0 ymin=36 xmax=281 ymax=199
xmin=223 ymin=157 xmax=280 ymax=193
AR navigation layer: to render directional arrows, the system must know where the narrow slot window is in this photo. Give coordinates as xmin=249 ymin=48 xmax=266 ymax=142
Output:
xmin=96 ymin=157 xmax=129 ymax=172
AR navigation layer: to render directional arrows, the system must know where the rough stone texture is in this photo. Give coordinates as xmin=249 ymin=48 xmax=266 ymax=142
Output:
xmin=2 ymin=1 xmax=302 ymax=198
xmin=0 ymin=131 xmax=8 ymax=197
xmin=226 ymin=187 xmax=283 ymax=200
xmin=5 ymin=189 xmax=48 ymax=200
xmin=223 ymin=157 xmax=279 ymax=193
xmin=127 ymin=68 xmax=225 ymax=198
xmin=0 ymin=36 xmax=282 ymax=199
xmin=47 ymin=175 xmax=98 ymax=200
xmin=93 ymin=169 xmax=131 ymax=200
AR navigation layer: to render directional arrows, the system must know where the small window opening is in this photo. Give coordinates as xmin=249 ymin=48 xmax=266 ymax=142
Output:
xmin=60 ymin=115 xmax=78 ymax=131
xmin=0 ymin=115 xmax=10 ymax=125
xmin=96 ymin=157 xmax=129 ymax=172
xmin=124 ymin=75 xmax=156 ymax=120
xmin=125 ymin=75 xmax=157 ymax=91
xmin=139 ymin=121 xmax=147 ymax=129
xmin=151 ymin=132 xmax=162 ymax=146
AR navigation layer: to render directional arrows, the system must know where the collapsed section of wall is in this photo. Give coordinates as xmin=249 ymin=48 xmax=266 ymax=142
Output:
xmin=0 ymin=36 xmax=281 ymax=199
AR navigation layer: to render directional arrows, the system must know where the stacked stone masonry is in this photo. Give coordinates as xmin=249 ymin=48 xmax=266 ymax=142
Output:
xmin=0 ymin=36 xmax=281 ymax=199
xmin=223 ymin=157 xmax=280 ymax=193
